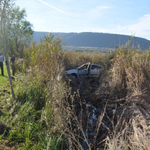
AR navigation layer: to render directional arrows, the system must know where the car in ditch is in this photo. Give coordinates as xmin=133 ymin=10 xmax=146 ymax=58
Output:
xmin=65 ymin=62 xmax=103 ymax=78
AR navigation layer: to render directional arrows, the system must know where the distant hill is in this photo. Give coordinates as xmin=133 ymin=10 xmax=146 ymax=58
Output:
xmin=33 ymin=32 xmax=150 ymax=50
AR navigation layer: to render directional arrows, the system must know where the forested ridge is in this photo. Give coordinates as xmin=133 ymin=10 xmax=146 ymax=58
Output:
xmin=34 ymin=31 xmax=150 ymax=50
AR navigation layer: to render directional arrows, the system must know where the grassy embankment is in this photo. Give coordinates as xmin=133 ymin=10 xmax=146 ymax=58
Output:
xmin=0 ymin=35 xmax=150 ymax=149
xmin=0 ymin=63 xmax=9 ymax=88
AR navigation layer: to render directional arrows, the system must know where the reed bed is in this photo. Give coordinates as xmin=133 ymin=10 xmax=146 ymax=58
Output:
xmin=1 ymin=36 xmax=150 ymax=149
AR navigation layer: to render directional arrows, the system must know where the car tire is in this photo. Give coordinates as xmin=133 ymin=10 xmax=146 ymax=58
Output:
xmin=71 ymin=74 xmax=77 ymax=78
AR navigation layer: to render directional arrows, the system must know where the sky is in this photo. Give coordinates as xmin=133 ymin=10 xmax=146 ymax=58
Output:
xmin=15 ymin=0 xmax=150 ymax=40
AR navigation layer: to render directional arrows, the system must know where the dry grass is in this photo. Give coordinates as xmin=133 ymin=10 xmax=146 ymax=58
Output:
xmin=63 ymin=50 xmax=114 ymax=70
xmin=60 ymin=43 xmax=150 ymax=150
xmin=24 ymin=41 xmax=150 ymax=149
xmin=4 ymin=36 xmax=150 ymax=149
xmin=110 ymin=45 xmax=150 ymax=95
xmin=97 ymin=44 xmax=150 ymax=150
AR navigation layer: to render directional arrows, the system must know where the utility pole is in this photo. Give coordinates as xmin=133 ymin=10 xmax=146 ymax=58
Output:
xmin=0 ymin=1 xmax=15 ymax=99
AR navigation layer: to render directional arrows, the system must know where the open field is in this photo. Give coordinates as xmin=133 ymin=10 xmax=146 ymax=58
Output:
xmin=63 ymin=46 xmax=115 ymax=52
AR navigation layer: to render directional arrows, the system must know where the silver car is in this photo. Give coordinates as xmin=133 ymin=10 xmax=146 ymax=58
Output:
xmin=65 ymin=62 xmax=103 ymax=78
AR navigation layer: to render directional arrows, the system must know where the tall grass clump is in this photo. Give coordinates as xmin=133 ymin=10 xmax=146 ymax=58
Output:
xmin=6 ymin=35 xmax=68 ymax=149
xmin=102 ymin=43 xmax=150 ymax=150
xmin=3 ymin=35 xmax=150 ymax=149
xmin=63 ymin=50 xmax=114 ymax=70
xmin=110 ymin=43 xmax=150 ymax=95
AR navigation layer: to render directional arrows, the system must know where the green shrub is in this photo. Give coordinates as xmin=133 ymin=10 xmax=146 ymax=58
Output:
xmin=6 ymin=34 xmax=67 ymax=149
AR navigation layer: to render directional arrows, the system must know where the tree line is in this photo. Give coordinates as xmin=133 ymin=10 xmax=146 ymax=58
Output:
xmin=0 ymin=0 xmax=33 ymax=58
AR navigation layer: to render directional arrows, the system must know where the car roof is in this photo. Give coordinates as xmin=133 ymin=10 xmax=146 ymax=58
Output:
xmin=77 ymin=63 xmax=103 ymax=69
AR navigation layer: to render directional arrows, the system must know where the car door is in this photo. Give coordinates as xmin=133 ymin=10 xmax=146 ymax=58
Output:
xmin=90 ymin=64 xmax=102 ymax=77
xmin=78 ymin=64 xmax=89 ymax=77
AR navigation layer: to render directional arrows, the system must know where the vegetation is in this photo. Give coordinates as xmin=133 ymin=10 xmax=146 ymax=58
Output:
xmin=6 ymin=6 xmax=33 ymax=57
xmin=0 ymin=63 xmax=9 ymax=88
xmin=63 ymin=46 xmax=114 ymax=52
xmin=33 ymin=31 xmax=150 ymax=50
xmin=0 ymin=34 xmax=150 ymax=149
xmin=0 ymin=0 xmax=33 ymax=58
xmin=0 ymin=2 xmax=150 ymax=149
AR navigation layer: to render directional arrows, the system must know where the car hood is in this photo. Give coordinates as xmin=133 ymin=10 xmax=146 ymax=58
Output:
xmin=65 ymin=69 xmax=78 ymax=74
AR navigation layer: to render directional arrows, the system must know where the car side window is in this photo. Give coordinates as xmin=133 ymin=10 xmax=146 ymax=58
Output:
xmin=91 ymin=65 xmax=102 ymax=70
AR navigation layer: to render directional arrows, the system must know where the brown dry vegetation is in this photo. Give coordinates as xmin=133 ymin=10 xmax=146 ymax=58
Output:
xmin=0 ymin=36 xmax=150 ymax=149
xmin=61 ymin=42 xmax=150 ymax=149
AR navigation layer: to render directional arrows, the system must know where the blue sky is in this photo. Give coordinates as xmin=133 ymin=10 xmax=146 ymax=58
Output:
xmin=15 ymin=0 xmax=150 ymax=40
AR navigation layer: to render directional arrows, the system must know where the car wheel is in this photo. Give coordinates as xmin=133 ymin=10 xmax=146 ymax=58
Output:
xmin=71 ymin=74 xmax=77 ymax=78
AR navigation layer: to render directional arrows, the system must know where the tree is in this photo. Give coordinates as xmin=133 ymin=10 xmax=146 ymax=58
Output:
xmin=6 ymin=6 xmax=34 ymax=57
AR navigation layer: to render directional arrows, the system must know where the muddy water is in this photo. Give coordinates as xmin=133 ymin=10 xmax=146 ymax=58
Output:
xmin=69 ymin=77 xmax=107 ymax=149
xmin=81 ymin=103 xmax=106 ymax=149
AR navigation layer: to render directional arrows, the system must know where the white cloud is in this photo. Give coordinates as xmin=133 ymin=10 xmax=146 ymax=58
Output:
xmin=97 ymin=6 xmax=111 ymax=10
xmin=124 ymin=14 xmax=150 ymax=39
xmin=103 ymin=14 xmax=150 ymax=40
xmin=61 ymin=0 xmax=74 ymax=2
xmin=86 ymin=5 xmax=111 ymax=21
xmin=38 ymin=0 xmax=69 ymax=15
xmin=126 ymin=14 xmax=150 ymax=31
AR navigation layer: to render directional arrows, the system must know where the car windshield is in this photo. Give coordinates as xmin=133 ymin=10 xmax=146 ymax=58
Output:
xmin=77 ymin=64 xmax=89 ymax=70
